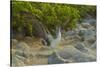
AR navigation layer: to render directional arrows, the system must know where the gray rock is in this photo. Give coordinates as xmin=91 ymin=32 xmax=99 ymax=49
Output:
xmin=81 ymin=23 xmax=91 ymax=29
xmin=12 ymin=55 xmax=25 ymax=67
xmin=65 ymin=30 xmax=76 ymax=36
xmin=77 ymin=24 xmax=87 ymax=31
xmin=16 ymin=42 xmax=30 ymax=51
xmin=78 ymin=30 xmax=95 ymax=41
xmin=74 ymin=42 xmax=88 ymax=52
xmin=74 ymin=42 xmax=96 ymax=56
xmin=82 ymin=19 xmax=96 ymax=26
xmin=11 ymin=39 xmax=18 ymax=49
xmin=48 ymin=46 xmax=96 ymax=64
xmin=90 ymin=42 xmax=96 ymax=49
xmin=12 ymin=39 xmax=18 ymax=45
xmin=48 ymin=53 xmax=64 ymax=64
xmin=15 ymin=50 xmax=28 ymax=58
xmin=15 ymin=42 xmax=31 ymax=58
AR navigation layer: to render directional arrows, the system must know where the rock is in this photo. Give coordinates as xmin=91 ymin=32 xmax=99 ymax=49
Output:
xmin=81 ymin=23 xmax=91 ymax=29
xmin=48 ymin=45 xmax=96 ymax=64
xmin=74 ymin=42 xmax=96 ymax=56
xmin=77 ymin=24 xmax=87 ymax=31
xmin=12 ymin=39 xmax=18 ymax=45
xmin=15 ymin=33 xmax=25 ymax=41
xmin=90 ymin=42 xmax=96 ymax=49
xmin=78 ymin=30 xmax=95 ymax=41
xmin=88 ymin=25 xmax=95 ymax=31
xmin=48 ymin=53 xmax=64 ymax=64
xmin=23 ymin=36 xmax=34 ymax=46
xmin=65 ymin=30 xmax=76 ymax=36
xmin=83 ymin=39 xmax=95 ymax=48
xmin=82 ymin=19 xmax=96 ymax=26
xmin=87 ymin=38 xmax=96 ymax=44
xmin=15 ymin=42 xmax=31 ymax=58
xmin=12 ymin=55 xmax=25 ymax=67
xmin=11 ymin=39 xmax=18 ymax=49
xmin=74 ymin=42 xmax=88 ymax=52
xmin=80 ymin=20 xmax=96 ymax=31
xmin=16 ymin=42 xmax=30 ymax=50
xmin=64 ymin=30 xmax=81 ymax=41
xmin=15 ymin=49 xmax=28 ymax=58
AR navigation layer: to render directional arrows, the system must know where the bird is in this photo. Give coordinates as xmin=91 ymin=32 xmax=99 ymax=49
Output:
xmin=39 ymin=25 xmax=61 ymax=49
xmin=20 ymin=11 xmax=68 ymax=63
xmin=31 ymin=16 xmax=61 ymax=49
xmin=20 ymin=11 xmax=61 ymax=48
xmin=49 ymin=27 xmax=61 ymax=49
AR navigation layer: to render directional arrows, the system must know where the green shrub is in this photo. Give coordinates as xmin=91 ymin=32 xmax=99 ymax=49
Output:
xmin=11 ymin=1 xmax=96 ymax=36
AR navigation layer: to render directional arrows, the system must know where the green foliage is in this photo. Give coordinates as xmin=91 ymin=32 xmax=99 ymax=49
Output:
xmin=76 ymin=5 xmax=96 ymax=18
xmin=11 ymin=1 xmax=96 ymax=36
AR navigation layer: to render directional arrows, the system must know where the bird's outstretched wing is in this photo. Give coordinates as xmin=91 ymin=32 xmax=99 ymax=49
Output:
xmin=20 ymin=11 xmax=52 ymax=46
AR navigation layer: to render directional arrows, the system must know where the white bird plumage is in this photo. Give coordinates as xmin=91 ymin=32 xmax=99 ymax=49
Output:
xmin=50 ymin=27 xmax=61 ymax=48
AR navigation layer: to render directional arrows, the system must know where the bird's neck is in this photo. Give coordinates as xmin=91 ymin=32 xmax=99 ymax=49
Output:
xmin=57 ymin=28 xmax=61 ymax=40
